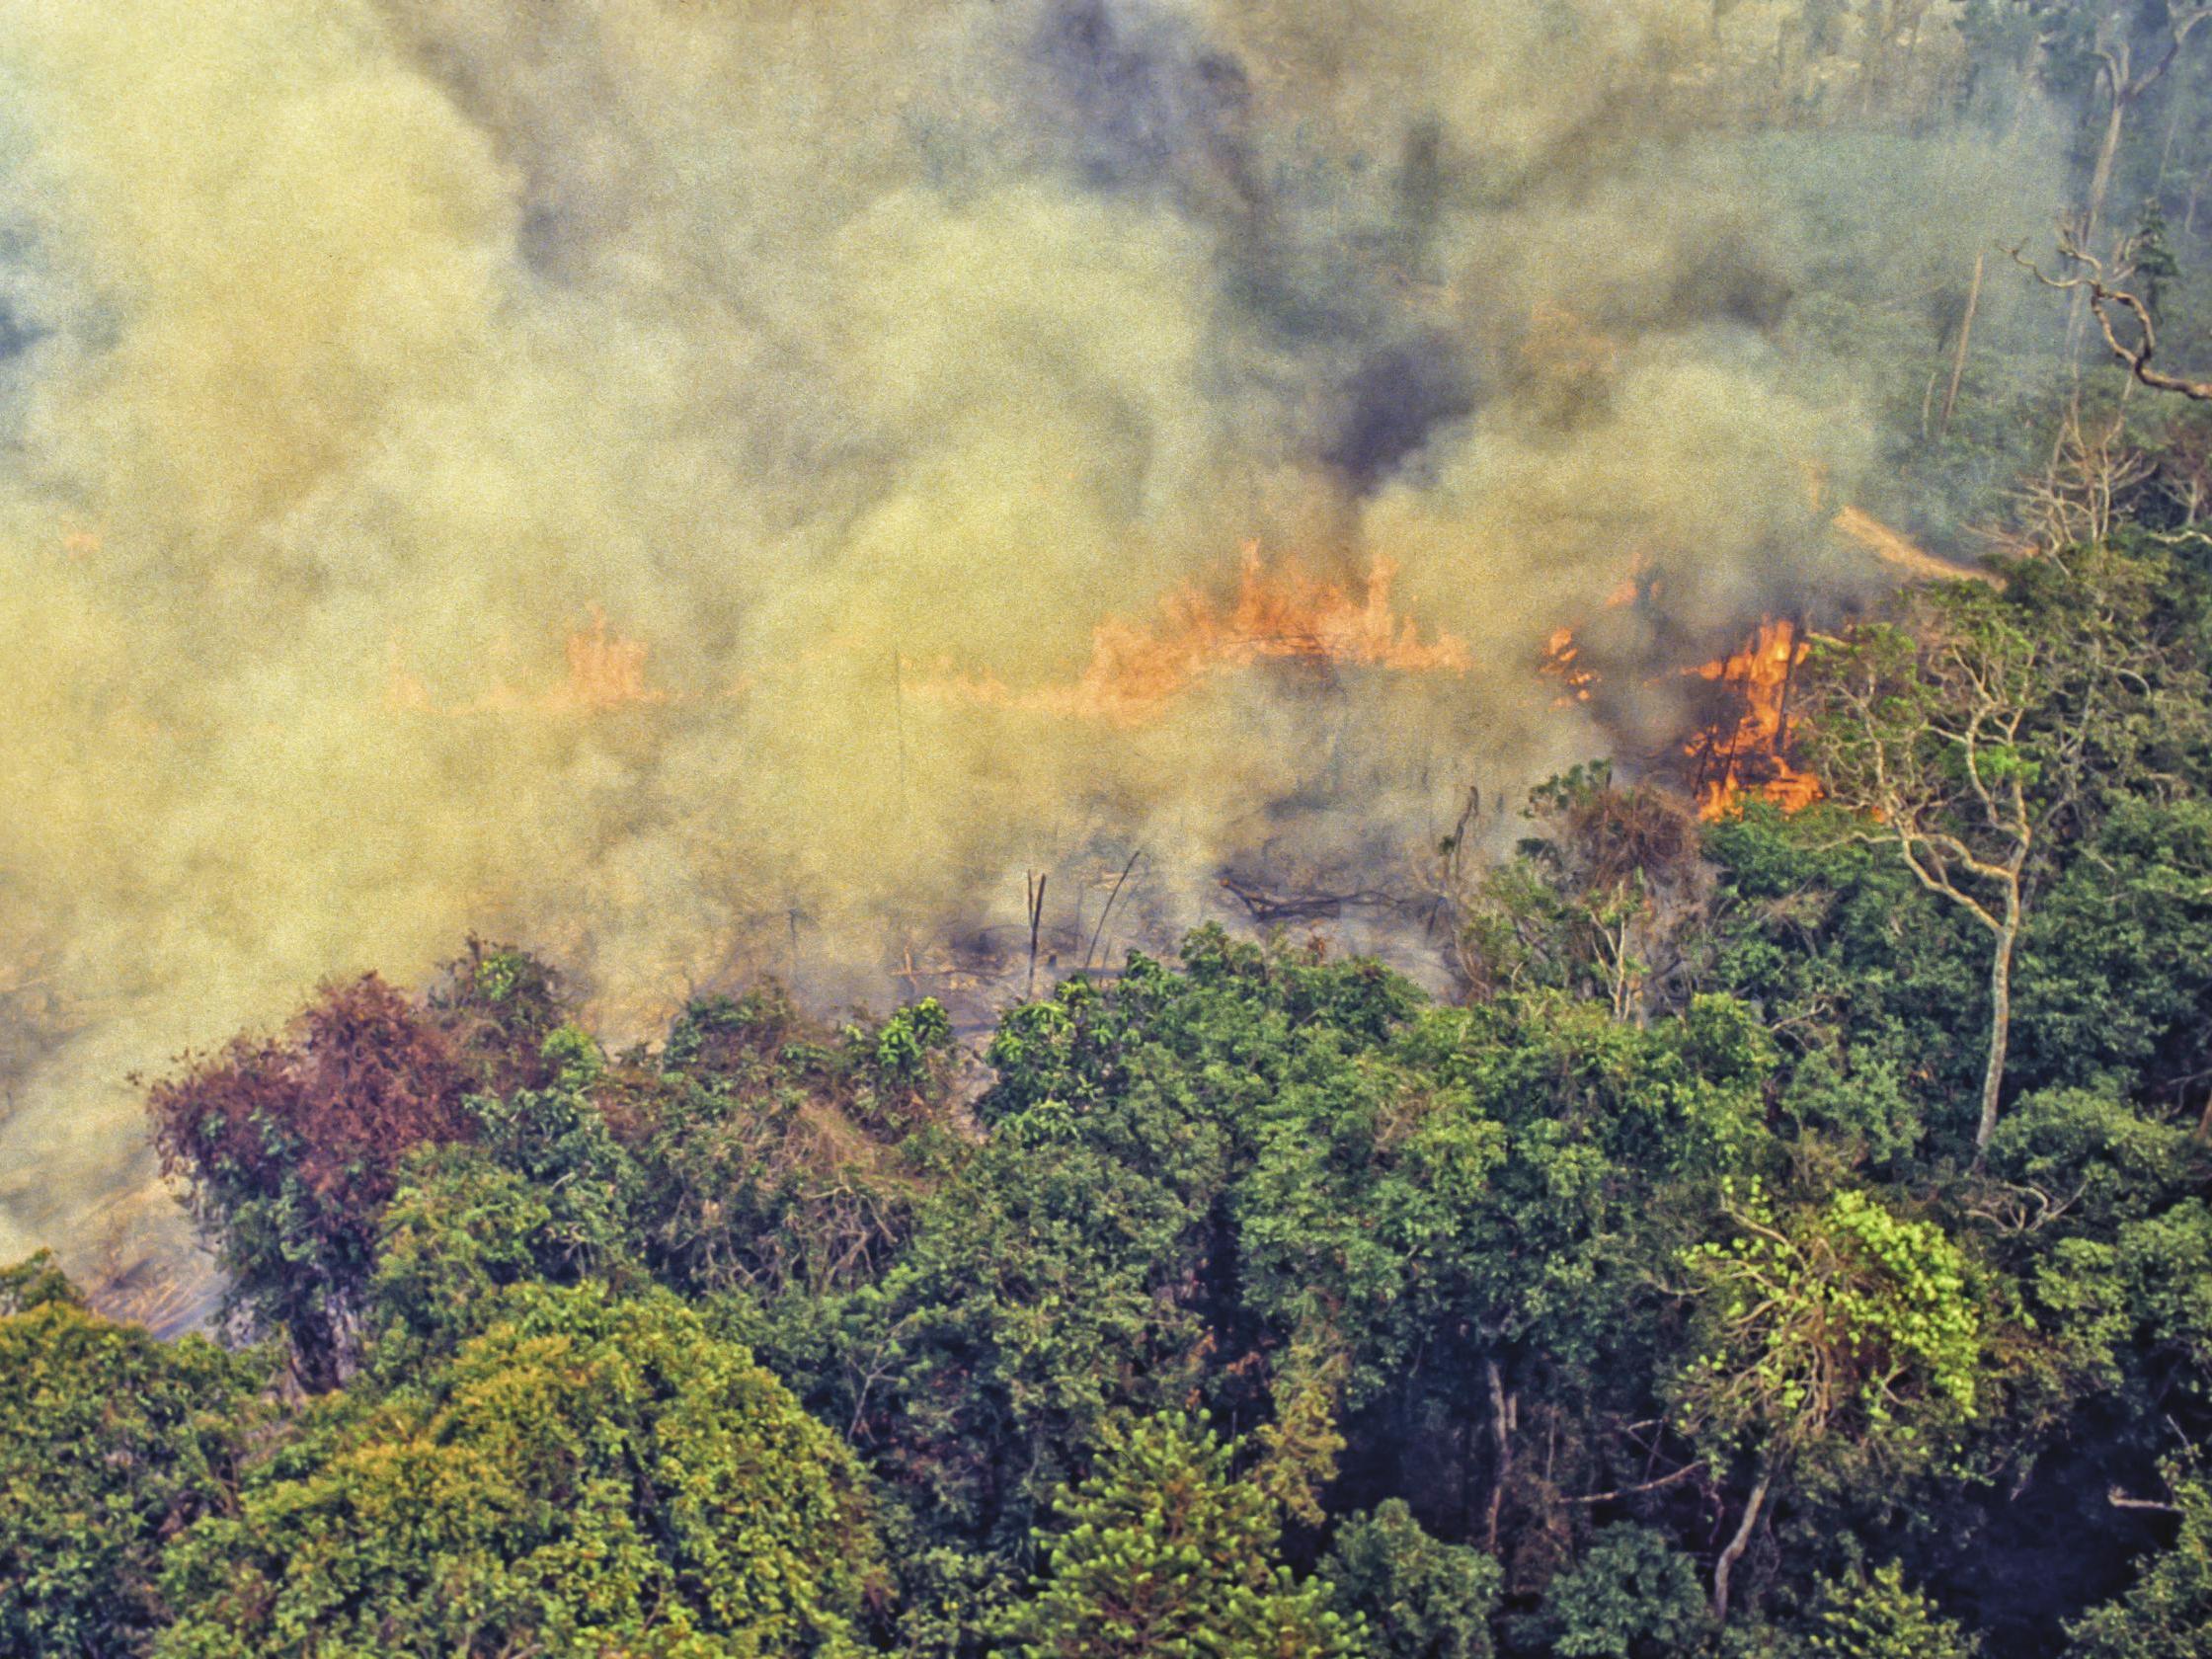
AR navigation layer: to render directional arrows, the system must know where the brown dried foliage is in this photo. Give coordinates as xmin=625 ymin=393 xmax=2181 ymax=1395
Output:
xmin=1548 ymin=778 xmax=1703 ymax=894
xmin=145 ymin=975 xmax=476 ymax=1381
xmin=149 ymin=975 xmax=471 ymax=1225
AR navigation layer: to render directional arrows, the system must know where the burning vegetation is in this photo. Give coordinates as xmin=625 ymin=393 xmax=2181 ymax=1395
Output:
xmin=382 ymin=545 xmax=1841 ymax=835
xmin=388 ymin=611 xmax=671 ymax=717
xmin=16 ymin=0 xmax=2212 ymax=1653
xmin=910 ymin=542 xmax=1475 ymax=724
xmin=1684 ymin=617 xmax=1824 ymax=821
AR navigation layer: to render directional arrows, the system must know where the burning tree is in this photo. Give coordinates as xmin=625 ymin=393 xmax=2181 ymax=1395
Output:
xmin=1685 ymin=618 xmax=1825 ymax=821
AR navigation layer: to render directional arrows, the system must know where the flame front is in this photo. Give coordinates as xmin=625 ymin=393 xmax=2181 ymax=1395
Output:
xmin=915 ymin=542 xmax=1475 ymax=725
xmin=1541 ymin=625 xmax=1597 ymax=704
xmin=388 ymin=610 xmax=670 ymax=716
xmin=1686 ymin=618 xmax=1823 ymax=820
xmin=547 ymin=612 xmax=669 ymax=713
xmin=383 ymin=562 xmax=1828 ymax=827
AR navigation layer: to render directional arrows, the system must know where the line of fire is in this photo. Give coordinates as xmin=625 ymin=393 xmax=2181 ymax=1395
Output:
xmin=386 ymin=505 xmax=1964 ymax=821
xmin=362 ymin=498 xmax=1982 ymax=1053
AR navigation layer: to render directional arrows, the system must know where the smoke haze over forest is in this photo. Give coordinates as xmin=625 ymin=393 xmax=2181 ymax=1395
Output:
xmin=0 ymin=0 xmax=2077 ymax=1272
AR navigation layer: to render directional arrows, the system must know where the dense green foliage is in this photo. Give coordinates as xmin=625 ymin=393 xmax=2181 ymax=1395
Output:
xmin=10 ymin=11 xmax=2212 ymax=1651
xmin=0 ymin=1256 xmax=263 ymax=1659
xmin=19 ymin=553 xmax=2210 ymax=1653
xmin=14 ymin=522 xmax=2212 ymax=1653
xmin=1000 ymin=1411 xmax=1355 ymax=1659
xmin=1324 ymin=1501 xmax=1502 ymax=1659
xmin=156 ymin=1285 xmax=881 ymax=1658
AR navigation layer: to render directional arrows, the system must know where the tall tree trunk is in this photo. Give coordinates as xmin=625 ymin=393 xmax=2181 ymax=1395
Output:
xmin=1712 ymin=1459 xmax=1774 ymax=1622
xmin=1939 ymin=251 xmax=1984 ymax=435
xmin=1975 ymin=895 xmax=2020 ymax=1154
xmin=2066 ymin=47 xmax=2132 ymax=361
xmin=2073 ymin=82 xmax=2132 ymax=357
xmin=1485 ymin=1358 xmax=1514 ymax=1555
xmin=2085 ymin=89 xmax=2129 ymax=245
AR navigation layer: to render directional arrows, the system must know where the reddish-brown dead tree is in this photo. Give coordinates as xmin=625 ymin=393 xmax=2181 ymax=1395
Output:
xmin=146 ymin=974 xmax=473 ymax=1387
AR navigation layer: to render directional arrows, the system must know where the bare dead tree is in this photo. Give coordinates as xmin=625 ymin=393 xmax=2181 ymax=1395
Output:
xmin=2063 ymin=5 xmax=2212 ymax=349
xmin=1799 ymin=612 xmax=2042 ymax=1155
xmin=1025 ymin=871 xmax=1048 ymax=998
xmin=1082 ymin=850 xmax=1143 ymax=972
xmin=1937 ymin=250 xmax=1986 ymax=437
xmin=2014 ymin=230 xmax=2212 ymax=402
xmin=2007 ymin=400 xmax=2156 ymax=552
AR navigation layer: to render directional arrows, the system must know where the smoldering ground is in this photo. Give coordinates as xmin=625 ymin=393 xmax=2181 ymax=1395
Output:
xmin=0 ymin=0 xmax=2062 ymax=1281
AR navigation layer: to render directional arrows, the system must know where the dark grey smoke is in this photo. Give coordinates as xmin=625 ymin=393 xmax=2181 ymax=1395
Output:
xmin=1034 ymin=0 xmax=1257 ymax=207
xmin=1324 ymin=338 xmax=1478 ymax=492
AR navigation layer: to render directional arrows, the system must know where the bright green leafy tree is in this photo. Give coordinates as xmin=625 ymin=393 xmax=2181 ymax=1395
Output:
xmin=0 ymin=1255 xmax=263 ymax=1659
xmin=1803 ymin=1561 xmax=1980 ymax=1659
xmin=156 ymin=1283 xmax=881 ymax=1658
xmin=1001 ymin=1410 xmax=1358 ymax=1659
xmin=1672 ymin=1183 xmax=1989 ymax=1620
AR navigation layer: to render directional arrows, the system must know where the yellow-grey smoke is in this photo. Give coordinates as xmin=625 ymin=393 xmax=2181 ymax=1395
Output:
xmin=0 ymin=0 xmax=2060 ymax=1277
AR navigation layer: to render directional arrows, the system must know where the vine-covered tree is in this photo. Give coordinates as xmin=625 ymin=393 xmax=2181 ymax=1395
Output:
xmin=0 ymin=1255 xmax=263 ymax=1659
xmin=1671 ymin=1182 xmax=1990 ymax=1620
xmin=156 ymin=1283 xmax=883 ymax=1658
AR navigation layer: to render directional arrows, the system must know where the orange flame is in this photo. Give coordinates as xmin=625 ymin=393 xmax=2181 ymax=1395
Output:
xmin=914 ymin=542 xmax=1475 ymax=725
xmin=388 ymin=609 xmax=671 ymax=716
xmin=1541 ymin=625 xmax=1597 ymax=704
xmin=545 ymin=611 xmax=669 ymax=713
xmin=374 ymin=556 xmax=1838 ymax=832
xmin=1686 ymin=618 xmax=1822 ymax=820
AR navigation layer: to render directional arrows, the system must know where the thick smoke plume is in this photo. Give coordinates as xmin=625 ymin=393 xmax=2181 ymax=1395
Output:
xmin=0 ymin=0 xmax=2058 ymax=1277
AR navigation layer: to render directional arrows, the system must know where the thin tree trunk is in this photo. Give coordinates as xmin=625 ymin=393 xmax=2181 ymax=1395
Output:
xmin=1026 ymin=871 xmax=1047 ymax=998
xmin=2085 ymin=80 xmax=2129 ymax=255
xmin=1774 ymin=615 xmax=1806 ymax=741
xmin=2073 ymin=79 xmax=2132 ymax=357
xmin=1975 ymin=901 xmax=2019 ymax=1154
xmin=1712 ymin=1460 xmax=1774 ymax=1622
xmin=1083 ymin=849 xmax=1142 ymax=972
xmin=891 ymin=650 xmax=910 ymax=814
xmin=1485 ymin=1358 xmax=1512 ymax=1556
xmin=1939 ymin=251 xmax=1984 ymax=435
xmin=2159 ymin=88 xmax=2185 ymax=188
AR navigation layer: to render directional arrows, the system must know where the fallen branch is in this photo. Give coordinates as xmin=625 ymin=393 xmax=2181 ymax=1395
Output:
xmin=1565 ymin=1461 xmax=1706 ymax=1504
xmin=1219 ymin=875 xmax=1398 ymax=922
xmin=2109 ymin=1486 xmax=2182 ymax=1513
